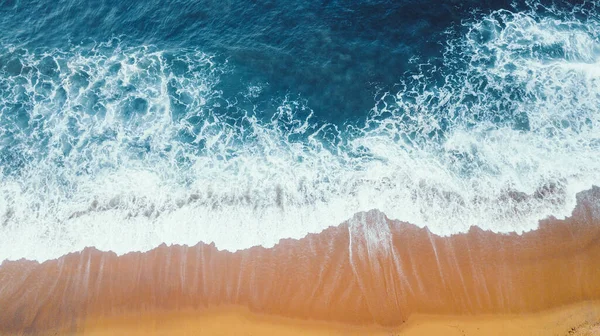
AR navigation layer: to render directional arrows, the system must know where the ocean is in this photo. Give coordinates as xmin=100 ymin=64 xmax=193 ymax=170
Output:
xmin=1 ymin=0 xmax=599 ymax=261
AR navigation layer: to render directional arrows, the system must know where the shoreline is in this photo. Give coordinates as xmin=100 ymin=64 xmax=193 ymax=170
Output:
xmin=1 ymin=187 xmax=600 ymax=335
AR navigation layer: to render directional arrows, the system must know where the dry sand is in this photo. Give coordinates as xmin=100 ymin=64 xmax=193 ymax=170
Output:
xmin=80 ymin=302 xmax=600 ymax=336
xmin=1 ymin=187 xmax=600 ymax=335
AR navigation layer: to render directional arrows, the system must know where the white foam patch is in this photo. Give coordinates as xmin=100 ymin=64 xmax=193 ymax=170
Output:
xmin=1 ymin=5 xmax=600 ymax=262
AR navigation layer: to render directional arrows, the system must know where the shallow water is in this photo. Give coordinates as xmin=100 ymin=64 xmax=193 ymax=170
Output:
xmin=1 ymin=0 xmax=599 ymax=261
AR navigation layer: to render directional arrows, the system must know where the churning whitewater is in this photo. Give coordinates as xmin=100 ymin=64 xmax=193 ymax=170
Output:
xmin=1 ymin=2 xmax=600 ymax=261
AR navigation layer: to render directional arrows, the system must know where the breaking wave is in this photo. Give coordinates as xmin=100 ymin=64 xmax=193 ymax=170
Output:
xmin=1 ymin=3 xmax=599 ymax=261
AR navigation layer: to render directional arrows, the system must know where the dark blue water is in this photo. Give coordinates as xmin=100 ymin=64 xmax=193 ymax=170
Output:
xmin=1 ymin=0 xmax=600 ymax=261
xmin=2 ymin=0 xmax=521 ymax=123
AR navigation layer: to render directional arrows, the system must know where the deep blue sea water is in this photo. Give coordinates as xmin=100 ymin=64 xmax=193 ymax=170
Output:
xmin=2 ymin=0 xmax=515 ymax=124
xmin=1 ymin=0 xmax=599 ymax=261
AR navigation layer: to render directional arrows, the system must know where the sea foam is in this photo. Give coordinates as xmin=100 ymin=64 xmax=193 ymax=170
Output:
xmin=1 ymin=5 xmax=600 ymax=261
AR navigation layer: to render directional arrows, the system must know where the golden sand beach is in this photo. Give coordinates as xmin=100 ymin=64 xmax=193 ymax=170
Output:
xmin=1 ymin=189 xmax=600 ymax=335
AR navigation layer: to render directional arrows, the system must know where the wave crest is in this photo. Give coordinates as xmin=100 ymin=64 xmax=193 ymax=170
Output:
xmin=1 ymin=5 xmax=600 ymax=261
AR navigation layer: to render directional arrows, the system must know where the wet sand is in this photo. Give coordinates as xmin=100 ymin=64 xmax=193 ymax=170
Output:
xmin=1 ymin=187 xmax=600 ymax=335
